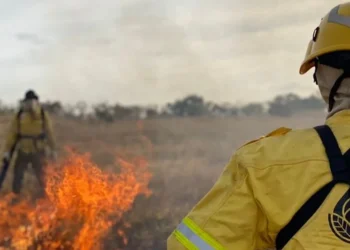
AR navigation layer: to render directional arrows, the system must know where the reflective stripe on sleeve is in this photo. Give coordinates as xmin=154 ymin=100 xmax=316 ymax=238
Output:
xmin=173 ymin=217 xmax=225 ymax=250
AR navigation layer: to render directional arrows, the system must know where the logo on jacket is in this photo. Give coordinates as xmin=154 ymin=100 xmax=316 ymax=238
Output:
xmin=328 ymin=189 xmax=350 ymax=243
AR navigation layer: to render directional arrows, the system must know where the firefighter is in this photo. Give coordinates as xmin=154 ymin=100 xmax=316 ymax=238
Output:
xmin=2 ymin=90 xmax=57 ymax=198
xmin=168 ymin=3 xmax=350 ymax=250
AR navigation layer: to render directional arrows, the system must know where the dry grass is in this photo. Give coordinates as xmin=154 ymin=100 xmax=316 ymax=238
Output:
xmin=0 ymin=111 xmax=326 ymax=249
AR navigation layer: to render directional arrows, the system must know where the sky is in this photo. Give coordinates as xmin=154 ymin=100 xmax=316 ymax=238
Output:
xmin=0 ymin=0 xmax=348 ymax=106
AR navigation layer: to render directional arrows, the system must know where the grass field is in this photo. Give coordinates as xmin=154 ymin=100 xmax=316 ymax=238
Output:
xmin=0 ymin=111 xmax=326 ymax=250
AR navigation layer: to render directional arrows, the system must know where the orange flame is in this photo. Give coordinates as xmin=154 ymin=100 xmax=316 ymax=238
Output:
xmin=0 ymin=123 xmax=152 ymax=250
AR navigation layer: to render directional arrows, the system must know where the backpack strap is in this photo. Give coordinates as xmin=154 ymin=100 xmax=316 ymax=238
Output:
xmin=275 ymin=125 xmax=350 ymax=249
xmin=16 ymin=109 xmax=23 ymax=135
xmin=315 ymin=125 xmax=350 ymax=182
xmin=40 ymin=107 xmax=46 ymax=133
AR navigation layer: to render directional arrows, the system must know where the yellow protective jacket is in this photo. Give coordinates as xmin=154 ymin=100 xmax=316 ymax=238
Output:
xmin=167 ymin=110 xmax=350 ymax=250
xmin=3 ymin=107 xmax=57 ymax=155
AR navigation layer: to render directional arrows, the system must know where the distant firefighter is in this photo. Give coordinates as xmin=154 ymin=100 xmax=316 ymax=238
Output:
xmin=0 ymin=90 xmax=57 ymax=197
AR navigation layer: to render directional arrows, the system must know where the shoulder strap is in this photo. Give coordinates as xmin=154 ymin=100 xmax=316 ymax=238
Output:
xmin=314 ymin=125 xmax=350 ymax=182
xmin=40 ymin=107 xmax=46 ymax=133
xmin=16 ymin=109 xmax=23 ymax=135
xmin=275 ymin=125 xmax=350 ymax=249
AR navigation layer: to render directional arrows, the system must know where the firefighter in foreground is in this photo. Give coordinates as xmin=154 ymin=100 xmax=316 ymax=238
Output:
xmin=1 ymin=90 xmax=57 ymax=198
xmin=168 ymin=3 xmax=350 ymax=250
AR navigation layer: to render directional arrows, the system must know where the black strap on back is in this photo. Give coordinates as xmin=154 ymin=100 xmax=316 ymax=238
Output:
xmin=16 ymin=108 xmax=23 ymax=133
xmin=275 ymin=125 xmax=350 ymax=249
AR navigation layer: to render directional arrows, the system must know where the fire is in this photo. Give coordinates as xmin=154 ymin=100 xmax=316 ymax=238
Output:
xmin=0 ymin=143 xmax=152 ymax=249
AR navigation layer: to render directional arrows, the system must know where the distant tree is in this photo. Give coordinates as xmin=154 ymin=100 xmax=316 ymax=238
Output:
xmin=167 ymin=94 xmax=208 ymax=117
xmin=268 ymin=93 xmax=324 ymax=116
xmin=41 ymin=101 xmax=63 ymax=115
xmin=268 ymin=95 xmax=292 ymax=117
xmin=130 ymin=106 xmax=146 ymax=119
xmin=113 ymin=104 xmax=133 ymax=120
xmin=241 ymin=103 xmax=264 ymax=116
xmin=207 ymin=102 xmax=239 ymax=117
xmin=300 ymin=95 xmax=325 ymax=110
xmin=209 ymin=103 xmax=226 ymax=116
xmin=63 ymin=104 xmax=77 ymax=119
xmin=146 ymin=108 xmax=158 ymax=118
xmin=0 ymin=91 xmax=327 ymax=121
xmin=93 ymin=103 xmax=115 ymax=123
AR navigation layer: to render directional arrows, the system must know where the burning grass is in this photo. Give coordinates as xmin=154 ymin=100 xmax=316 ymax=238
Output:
xmin=0 ymin=147 xmax=152 ymax=250
xmin=0 ymin=111 xmax=326 ymax=249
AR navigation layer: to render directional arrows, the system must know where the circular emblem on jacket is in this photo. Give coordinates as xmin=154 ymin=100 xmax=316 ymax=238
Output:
xmin=328 ymin=189 xmax=350 ymax=243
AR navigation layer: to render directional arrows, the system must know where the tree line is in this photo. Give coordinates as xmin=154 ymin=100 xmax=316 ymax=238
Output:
xmin=0 ymin=93 xmax=326 ymax=122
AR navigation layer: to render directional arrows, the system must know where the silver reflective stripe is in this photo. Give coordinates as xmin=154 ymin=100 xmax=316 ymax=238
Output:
xmin=328 ymin=5 xmax=350 ymax=27
xmin=177 ymin=222 xmax=214 ymax=250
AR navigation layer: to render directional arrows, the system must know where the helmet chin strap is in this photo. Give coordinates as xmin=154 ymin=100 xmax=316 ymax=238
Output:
xmin=313 ymin=60 xmax=319 ymax=84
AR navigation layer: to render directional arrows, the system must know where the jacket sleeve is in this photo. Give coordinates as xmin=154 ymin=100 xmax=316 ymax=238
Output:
xmin=2 ymin=115 xmax=19 ymax=155
xmin=43 ymin=111 xmax=57 ymax=151
xmin=167 ymin=150 xmax=273 ymax=250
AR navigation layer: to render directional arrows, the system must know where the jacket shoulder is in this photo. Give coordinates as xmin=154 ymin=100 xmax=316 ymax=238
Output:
xmin=238 ymin=127 xmax=292 ymax=150
xmin=236 ymin=126 xmax=321 ymax=170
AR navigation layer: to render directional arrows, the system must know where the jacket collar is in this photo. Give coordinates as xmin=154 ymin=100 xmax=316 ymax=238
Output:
xmin=326 ymin=109 xmax=350 ymax=125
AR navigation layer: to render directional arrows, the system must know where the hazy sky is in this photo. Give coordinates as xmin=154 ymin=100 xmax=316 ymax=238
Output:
xmin=0 ymin=0 xmax=348 ymax=106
